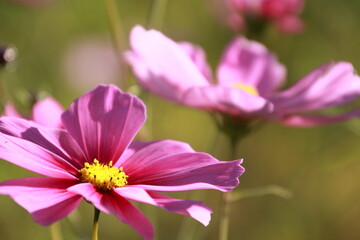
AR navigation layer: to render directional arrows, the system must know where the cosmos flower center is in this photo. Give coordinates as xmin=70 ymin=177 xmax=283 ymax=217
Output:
xmin=79 ymin=159 xmax=128 ymax=191
xmin=232 ymin=83 xmax=259 ymax=96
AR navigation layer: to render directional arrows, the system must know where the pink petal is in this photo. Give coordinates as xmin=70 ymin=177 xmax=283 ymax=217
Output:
xmin=61 ymin=84 xmax=146 ymax=165
xmin=178 ymin=42 xmax=213 ymax=82
xmin=182 ymin=85 xmax=274 ymax=118
xmin=227 ymin=13 xmax=245 ymax=31
xmin=32 ymin=97 xmax=64 ymax=128
xmin=280 ymin=108 xmax=360 ymax=127
xmin=115 ymin=139 xmax=195 ymax=168
xmin=276 ymin=15 xmax=304 ymax=34
xmin=0 ymin=177 xmax=82 ymax=226
xmin=271 ymin=62 xmax=360 ymax=113
xmin=115 ymin=187 xmax=212 ymax=226
xmin=3 ymin=102 xmax=21 ymax=118
xmin=67 ymin=183 xmax=111 ymax=214
xmin=0 ymin=133 xmax=78 ymax=179
xmin=217 ymin=37 xmax=286 ymax=96
xmin=124 ymin=148 xmax=244 ymax=192
xmin=0 ymin=116 xmax=85 ymax=172
xmin=125 ymin=25 xmax=209 ymax=102
xmin=102 ymin=191 xmax=154 ymax=240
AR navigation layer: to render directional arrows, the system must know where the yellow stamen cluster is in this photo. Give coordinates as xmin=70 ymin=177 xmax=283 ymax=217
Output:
xmin=232 ymin=83 xmax=259 ymax=96
xmin=79 ymin=159 xmax=128 ymax=192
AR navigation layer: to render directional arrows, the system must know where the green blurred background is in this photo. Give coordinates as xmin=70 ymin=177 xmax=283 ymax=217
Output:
xmin=1 ymin=0 xmax=360 ymax=239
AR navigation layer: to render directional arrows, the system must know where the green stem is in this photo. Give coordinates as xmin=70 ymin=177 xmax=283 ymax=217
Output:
xmin=231 ymin=185 xmax=293 ymax=202
xmin=218 ymin=136 xmax=239 ymax=240
xmin=102 ymin=0 xmax=126 ymax=89
xmin=92 ymin=207 xmax=101 ymax=240
xmin=103 ymin=0 xmax=126 ymax=52
xmin=219 ymin=191 xmax=232 ymax=240
xmin=50 ymin=223 xmax=63 ymax=240
xmin=147 ymin=0 xmax=168 ymax=29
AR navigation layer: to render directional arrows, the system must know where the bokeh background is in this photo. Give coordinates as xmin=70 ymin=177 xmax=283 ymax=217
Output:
xmin=1 ymin=0 xmax=360 ymax=239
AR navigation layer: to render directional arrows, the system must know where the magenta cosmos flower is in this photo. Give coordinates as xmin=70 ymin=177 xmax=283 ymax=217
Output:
xmin=0 ymin=85 xmax=244 ymax=240
xmin=3 ymin=97 xmax=63 ymax=128
xmin=126 ymin=26 xmax=360 ymax=127
xmin=226 ymin=0 xmax=304 ymax=34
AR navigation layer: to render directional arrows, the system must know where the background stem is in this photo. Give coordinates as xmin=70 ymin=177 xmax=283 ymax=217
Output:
xmin=147 ymin=0 xmax=168 ymax=30
xmin=218 ymin=135 xmax=239 ymax=240
xmin=103 ymin=0 xmax=127 ymax=89
xmin=50 ymin=223 xmax=63 ymax=240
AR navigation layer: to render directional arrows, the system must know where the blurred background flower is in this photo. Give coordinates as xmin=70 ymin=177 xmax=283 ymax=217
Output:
xmin=226 ymin=0 xmax=305 ymax=34
xmin=3 ymin=97 xmax=63 ymax=128
xmin=62 ymin=38 xmax=122 ymax=92
xmin=127 ymin=27 xmax=360 ymax=128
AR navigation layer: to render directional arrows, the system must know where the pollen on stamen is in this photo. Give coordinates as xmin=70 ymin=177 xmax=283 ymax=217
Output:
xmin=79 ymin=159 xmax=128 ymax=192
xmin=232 ymin=83 xmax=259 ymax=96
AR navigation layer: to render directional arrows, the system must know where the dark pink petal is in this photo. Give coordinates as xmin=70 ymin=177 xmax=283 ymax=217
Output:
xmin=102 ymin=191 xmax=154 ymax=240
xmin=114 ymin=187 xmax=212 ymax=226
xmin=115 ymin=140 xmax=194 ymax=168
xmin=32 ymin=97 xmax=64 ymax=128
xmin=0 ymin=133 xmax=78 ymax=179
xmin=217 ymin=37 xmax=286 ymax=96
xmin=67 ymin=183 xmax=110 ymax=214
xmin=125 ymin=26 xmax=209 ymax=102
xmin=182 ymin=86 xmax=273 ymax=118
xmin=125 ymin=148 xmax=244 ymax=192
xmin=62 ymin=84 xmax=146 ymax=165
xmin=0 ymin=116 xmax=85 ymax=171
xmin=271 ymin=62 xmax=360 ymax=113
xmin=0 ymin=177 xmax=82 ymax=225
xmin=280 ymin=108 xmax=360 ymax=127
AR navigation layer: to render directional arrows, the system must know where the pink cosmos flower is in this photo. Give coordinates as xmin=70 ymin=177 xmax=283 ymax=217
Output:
xmin=226 ymin=0 xmax=304 ymax=34
xmin=126 ymin=26 xmax=360 ymax=127
xmin=0 ymin=84 xmax=244 ymax=240
xmin=3 ymin=97 xmax=64 ymax=128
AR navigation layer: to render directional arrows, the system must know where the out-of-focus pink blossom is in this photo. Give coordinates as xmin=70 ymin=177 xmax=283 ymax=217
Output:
xmin=126 ymin=26 xmax=360 ymax=127
xmin=0 ymin=84 xmax=244 ymax=240
xmin=3 ymin=97 xmax=63 ymax=128
xmin=63 ymin=38 xmax=122 ymax=91
xmin=226 ymin=0 xmax=305 ymax=34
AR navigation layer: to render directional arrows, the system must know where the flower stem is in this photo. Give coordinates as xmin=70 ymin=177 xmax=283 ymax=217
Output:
xmin=147 ymin=0 xmax=168 ymax=29
xmin=50 ymin=223 xmax=63 ymax=240
xmin=92 ymin=207 xmax=101 ymax=240
xmin=218 ymin=135 xmax=239 ymax=240
xmin=231 ymin=185 xmax=293 ymax=202
xmin=219 ymin=191 xmax=232 ymax=240
xmin=102 ymin=0 xmax=126 ymax=89
xmin=103 ymin=0 xmax=126 ymax=52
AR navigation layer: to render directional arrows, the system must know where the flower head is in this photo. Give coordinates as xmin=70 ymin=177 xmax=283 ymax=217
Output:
xmin=126 ymin=26 xmax=360 ymax=127
xmin=0 ymin=84 xmax=244 ymax=240
xmin=226 ymin=0 xmax=305 ymax=34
